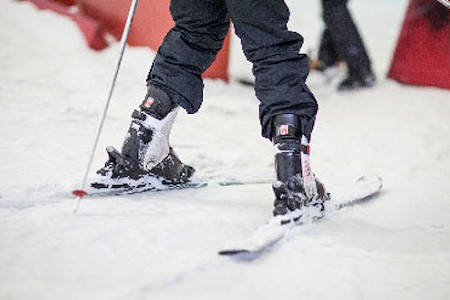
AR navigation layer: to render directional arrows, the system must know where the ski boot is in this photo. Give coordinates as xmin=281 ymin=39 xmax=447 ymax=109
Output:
xmin=92 ymin=86 xmax=195 ymax=190
xmin=271 ymin=114 xmax=330 ymax=223
xmin=337 ymin=71 xmax=376 ymax=91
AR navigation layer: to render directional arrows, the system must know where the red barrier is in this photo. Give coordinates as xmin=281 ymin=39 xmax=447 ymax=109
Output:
xmin=388 ymin=0 xmax=450 ymax=90
xmin=76 ymin=0 xmax=230 ymax=81
xmin=23 ymin=0 xmax=230 ymax=81
xmin=55 ymin=0 xmax=75 ymax=5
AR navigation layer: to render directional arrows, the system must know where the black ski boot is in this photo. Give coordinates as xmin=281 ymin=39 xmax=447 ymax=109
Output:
xmin=271 ymin=114 xmax=330 ymax=221
xmin=92 ymin=86 xmax=195 ymax=190
xmin=337 ymin=72 xmax=376 ymax=91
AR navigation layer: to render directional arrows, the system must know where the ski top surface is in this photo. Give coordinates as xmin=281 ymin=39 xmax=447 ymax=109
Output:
xmin=218 ymin=175 xmax=383 ymax=256
xmin=73 ymin=174 xmax=274 ymax=198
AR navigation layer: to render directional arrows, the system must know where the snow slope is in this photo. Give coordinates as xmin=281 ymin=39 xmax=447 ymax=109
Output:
xmin=1 ymin=0 xmax=450 ymax=299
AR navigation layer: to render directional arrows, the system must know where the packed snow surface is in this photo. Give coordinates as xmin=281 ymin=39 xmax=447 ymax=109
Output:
xmin=1 ymin=0 xmax=449 ymax=299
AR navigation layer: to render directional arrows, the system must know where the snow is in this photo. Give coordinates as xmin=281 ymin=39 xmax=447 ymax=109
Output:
xmin=1 ymin=0 xmax=450 ymax=299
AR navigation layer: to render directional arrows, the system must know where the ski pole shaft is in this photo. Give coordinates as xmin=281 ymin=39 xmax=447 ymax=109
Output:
xmin=73 ymin=0 xmax=139 ymax=213
xmin=437 ymin=0 xmax=450 ymax=9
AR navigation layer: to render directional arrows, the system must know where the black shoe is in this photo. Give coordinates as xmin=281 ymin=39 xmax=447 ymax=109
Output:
xmin=337 ymin=73 xmax=376 ymax=91
xmin=271 ymin=114 xmax=330 ymax=218
xmin=272 ymin=176 xmax=330 ymax=218
xmin=92 ymin=86 xmax=194 ymax=189
xmin=95 ymin=146 xmax=194 ymax=185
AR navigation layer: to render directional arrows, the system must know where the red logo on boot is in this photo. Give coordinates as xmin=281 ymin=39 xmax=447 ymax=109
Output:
xmin=143 ymin=97 xmax=154 ymax=108
xmin=280 ymin=125 xmax=289 ymax=136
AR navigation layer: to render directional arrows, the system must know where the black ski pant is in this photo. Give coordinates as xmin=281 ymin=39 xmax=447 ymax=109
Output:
xmin=146 ymin=0 xmax=317 ymax=140
xmin=319 ymin=0 xmax=373 ymax=77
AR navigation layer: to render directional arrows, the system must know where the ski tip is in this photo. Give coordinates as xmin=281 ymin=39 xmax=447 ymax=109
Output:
xmin=72 ymin=189 xmax=88 ymax=198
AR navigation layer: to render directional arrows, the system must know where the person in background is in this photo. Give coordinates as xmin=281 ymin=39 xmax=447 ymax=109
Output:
xmin=312 ymin=0 xmax=376 ymax=91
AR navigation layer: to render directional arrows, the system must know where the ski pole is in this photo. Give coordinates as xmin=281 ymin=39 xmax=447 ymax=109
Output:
xmin=72 ymin=0 xmax=139 ymax=213
xmin=436 ymin=0 xmax=450 ymax=9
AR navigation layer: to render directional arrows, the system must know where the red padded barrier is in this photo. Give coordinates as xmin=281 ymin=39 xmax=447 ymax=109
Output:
xmin=54 ymin=0 xmax=75 ymax=5
xmin=22 ymin=0 xmax=230 ymax=80
xmin=388 ymin=0 xmax=450 ymax=90
xmin=76 ymin=0 xmax=230 ymax=81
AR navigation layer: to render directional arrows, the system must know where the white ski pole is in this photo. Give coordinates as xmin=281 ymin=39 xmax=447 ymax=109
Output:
xmin=436 ymin=0 xmax=450 ymax=9
xmin=72 ymin=0 xmax=139 ymax=213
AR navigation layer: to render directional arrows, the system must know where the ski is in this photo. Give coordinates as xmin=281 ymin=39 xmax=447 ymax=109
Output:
xmin=218 ymin=175 xmax=383 ymax=256
xmin=73 ymin=175 xmax=207 ymax=198
xmin=72 ymin=175 xmax=273 ymax=198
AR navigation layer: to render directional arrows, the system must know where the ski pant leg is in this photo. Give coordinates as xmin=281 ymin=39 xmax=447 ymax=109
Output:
xmin=318 ymin=29 xmax=340 ymax=67
xmin=146 ymin=0 xmax=229 ymax=114
xmin=321 ymin=0 xmax=373 ymax=77
xmin=226 ymin=0 xmax=318 ymax=141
